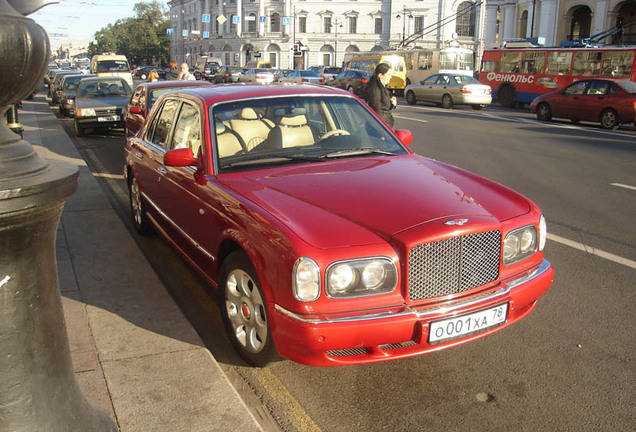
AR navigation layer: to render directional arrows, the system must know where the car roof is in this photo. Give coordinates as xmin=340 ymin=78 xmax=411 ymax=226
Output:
xmin=157 ymin=83 xmax=350 ymax=104
xmin=138 ymin=80 xmax=213 ymax=90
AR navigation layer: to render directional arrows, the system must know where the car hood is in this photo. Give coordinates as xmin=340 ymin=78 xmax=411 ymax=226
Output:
xmin=76 ymin=95 xmax=129 ymax=108
xmin=220 ymin=155 xmax=531 ymax=249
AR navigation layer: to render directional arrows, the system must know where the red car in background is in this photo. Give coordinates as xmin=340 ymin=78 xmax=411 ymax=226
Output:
xmin=123 ymin=80 xmax=212 ymax=137
xmin=531 ymin=78 xmax=636 ymax=129
xmin=124 ymin=84 xmax=553 ymax=367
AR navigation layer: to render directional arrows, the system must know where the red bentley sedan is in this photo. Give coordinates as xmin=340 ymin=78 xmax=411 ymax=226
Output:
xmin=124 ymin=84 xmax=554 ymax=367
xmin=123 ymin=80 xmax=212 ymax=137
xmin=531 ymin=78 xmax=636 ymax=129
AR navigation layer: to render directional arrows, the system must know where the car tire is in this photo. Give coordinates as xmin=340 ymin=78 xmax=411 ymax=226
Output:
xmin=536 ymin=102 xmax=552 ymax=121
xmin=498 ymin=85 xmax=516 ymax=108
xmin=219 ymin=251 xmax=275 ymax=367
xmin=347 ymin=85 xmax=355 ymax=93
xmin=600 ymin=108 xmax=619 ymax=129
xmin=471 ymin=104 xmax=483 ymax=110
xmin=128 ymin=174 xmax=154 ymax=235
xmin=140 ymin=73 xmax=147 ymax=80
xmin=406 ymin=90 xmax=416 ymax=105
xmin=441 ymin=94 xmax=454 ymax=109
xmin=74 ymin=119 xmax=84 ymax=137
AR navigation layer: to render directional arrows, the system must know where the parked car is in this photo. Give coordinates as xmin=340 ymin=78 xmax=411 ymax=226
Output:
xmin=308 ymin=65 xmax=342 ymax=82
xmin=194 ymin=61 xmax=221 ymax=81
xmin=134 ymin=66 xmax=166 ymax=81
xmin=124 ymin=84 xmax=553 ymax=367
xmin=326 ymin=70 xmax=372 ymax=97
xmin=73 ymin=77 xmax=132 ymax=137
xmin=57 ymin=73 xmax=95 ymax=117
xmin=277 ymin=69 xmax=325 ymax=84
xmin=238 ymin=68 xmax=275 ymax=84
xmin=405 ymin=73 xmax=492 ymax=109
xmin=530 ymin=78 xmax=636 ymax=129
xmin=123 ymin=80 xmax=213 ymax=137
xmin=48 ymin=70 xmax=76 ymax=99
xmin=272 ymin=69 xmax=292 ymax=81
xmin=213 ymin=65 xmax=242 ymax=83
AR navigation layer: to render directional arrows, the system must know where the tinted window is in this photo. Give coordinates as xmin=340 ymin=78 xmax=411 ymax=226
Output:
xmin=149 ymin=99 xmax=179 ymax=148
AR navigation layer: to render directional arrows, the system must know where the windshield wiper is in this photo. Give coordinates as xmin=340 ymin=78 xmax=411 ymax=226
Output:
xmin=221 ymin=154 xmax=321 ymax=169
xmin=320 ymin=148 xmax=397 ymax=158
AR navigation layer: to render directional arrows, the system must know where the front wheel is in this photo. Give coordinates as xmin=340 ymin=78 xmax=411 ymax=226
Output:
xmin=74 ymin=120 xmax=84 ymax=137
xmin=140 ymin=73 xmax=147 ymax=80
xmin=441 ymin=94 xmax=453 ymax=109
xmin=536 ymin=102 xmax=552 ymax=121
xmin=406 ymin=90 xmax=416 ymax=105
xmin=600 ymin=108 xmax=619 ymax=129
xmin=219 ymin=251 xmax=274 ymax=367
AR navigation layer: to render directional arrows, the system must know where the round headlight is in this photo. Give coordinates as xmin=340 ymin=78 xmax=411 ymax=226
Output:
xmin=329 ymin=264 xmax=355 ymax=293
xmin=503 ymin=235 xmax=519 ymax=261
xmin=293 ymin=258 xmax=320 ymax=302
xmin=520 ymin=229 xmax=535 ymax=253
xmin=362 ymin=261 xmax=386 ymax=289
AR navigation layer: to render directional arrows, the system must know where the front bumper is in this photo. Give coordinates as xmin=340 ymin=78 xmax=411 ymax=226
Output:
xmin=272 ymin=259 xmax=553 ymax=366
xmin=75 ymin=115 xmax=124 ymax=130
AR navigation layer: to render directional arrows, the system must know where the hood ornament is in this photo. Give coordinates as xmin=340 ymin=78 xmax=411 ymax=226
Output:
xmin=444 ymin=218 xmax=469 ymax=226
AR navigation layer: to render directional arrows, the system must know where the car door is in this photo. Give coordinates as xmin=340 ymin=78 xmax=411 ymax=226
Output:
xmin=577 ymin=80 xmax=610 ymax=122
xmin=553 ymin=80 xmax=589 ymax=118
xmin=418 ymin=74 xmax=439 ymax=102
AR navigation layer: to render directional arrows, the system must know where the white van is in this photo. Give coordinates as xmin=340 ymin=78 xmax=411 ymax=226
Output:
xmin=90 ymin=54 xmax=133 ymax=87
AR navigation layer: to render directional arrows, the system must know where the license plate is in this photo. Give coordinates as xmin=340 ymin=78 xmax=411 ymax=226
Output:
xmin=429 ymin=304 xmax=508 ymax=343
xmin=98 ymin=115 xmax=119 ymax=122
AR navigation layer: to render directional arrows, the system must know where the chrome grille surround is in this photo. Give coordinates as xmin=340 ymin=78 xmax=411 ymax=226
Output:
xmin=94 ymin=107 xmax=119 ymax=116
xmin=408 ymin=230 xmax=501 ymax=301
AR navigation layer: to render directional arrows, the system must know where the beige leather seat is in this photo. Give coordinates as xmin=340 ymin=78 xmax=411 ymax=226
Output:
xmin=229 ymin=107 xmax=274 ymax=151
xmin=215 ymin=123 xmax=244 ymax=158
xmin=267 ymin=108 xmax=315 ymax=149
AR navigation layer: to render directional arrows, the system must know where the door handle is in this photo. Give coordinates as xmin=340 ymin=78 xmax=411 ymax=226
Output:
xmin=157 ymin=167 xmax=167 ymax=174
xmin=134 ymin=152 xmax=143 ymax=159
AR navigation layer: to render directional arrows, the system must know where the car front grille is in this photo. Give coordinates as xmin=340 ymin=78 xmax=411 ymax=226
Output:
xmin=408 ymin=231 xmax=501 ymax=301
xmin=95 ymin=108 xmax=119 ymax=116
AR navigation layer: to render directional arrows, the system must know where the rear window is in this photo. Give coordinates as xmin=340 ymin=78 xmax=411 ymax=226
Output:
xmin=616 ymin=80 xmax=636 ymax=93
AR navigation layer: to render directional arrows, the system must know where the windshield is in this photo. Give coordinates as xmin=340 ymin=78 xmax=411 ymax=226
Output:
xmin=211 ymin=95 xmax=408 ymax=171
xmin=78 ymin=80 xmax=130 ymax=97
xmin=96 ymin=60 xmax=130 ymax=73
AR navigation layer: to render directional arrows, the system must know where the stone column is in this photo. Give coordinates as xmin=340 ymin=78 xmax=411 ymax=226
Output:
xmin=485 ymin=3 xmax=499 ymax=48
xmin=0 ymin=1 xmax=117 ymax=431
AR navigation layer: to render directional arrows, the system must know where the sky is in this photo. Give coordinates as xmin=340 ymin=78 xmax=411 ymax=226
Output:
xmin=31 ymin=0 xmax=168 ymax=50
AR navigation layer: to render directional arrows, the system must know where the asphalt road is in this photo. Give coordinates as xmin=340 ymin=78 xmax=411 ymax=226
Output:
xmin=53 ymin=94 xmax=635 ymax=432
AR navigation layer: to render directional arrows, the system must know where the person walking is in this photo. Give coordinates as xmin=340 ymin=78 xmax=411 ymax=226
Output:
xmin=166 ymin=60 xmax=179 ymax=80
xmin=365 ymin=62 xmax=397 ymax=128
xmin=177 ymin=62 xmax=196 ymax=81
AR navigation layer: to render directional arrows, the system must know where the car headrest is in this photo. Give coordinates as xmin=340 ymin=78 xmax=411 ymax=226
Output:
xmin=239 ymin=107 xmax=259 ymax=120
xmin=279 ymin=114 xmax=307 ymax=127
xmin=215 ymin=122 xmax=226 ymax=134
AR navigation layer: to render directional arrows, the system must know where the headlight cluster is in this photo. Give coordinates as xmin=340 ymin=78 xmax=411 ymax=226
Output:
xmin=293 ymin=257 xmax=397 ymax=301
xmin=76 ymin=108 xmax=95 ymax=117
xmin=503 ymin=219 xmax=543 ymax=265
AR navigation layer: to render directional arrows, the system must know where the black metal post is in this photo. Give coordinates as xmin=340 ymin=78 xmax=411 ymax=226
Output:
xmin=0 ymin=1 xmax=117 ymax=431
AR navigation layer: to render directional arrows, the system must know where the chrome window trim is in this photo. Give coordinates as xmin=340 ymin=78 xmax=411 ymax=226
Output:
xmin=275 ymin=259 xmax=552 ymax=324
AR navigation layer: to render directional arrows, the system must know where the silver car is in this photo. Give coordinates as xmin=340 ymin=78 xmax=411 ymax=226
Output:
xmin=238 ymin=68 xmax=275 ymax=84
xmin=405 ymin=73 xmax=492 ymax=110
xmin=277 ymin=70 xmax=325 ymax=85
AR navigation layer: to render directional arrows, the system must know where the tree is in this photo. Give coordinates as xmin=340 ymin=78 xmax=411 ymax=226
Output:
xmin=88 ymin=1 xmax=170 ymax=67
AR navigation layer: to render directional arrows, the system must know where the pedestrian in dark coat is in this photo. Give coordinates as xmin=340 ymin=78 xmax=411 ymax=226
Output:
xmin=166 ymin=60 xmax=179 ymax=80
xmin=365 ymin=62 xmax=397 ymax=128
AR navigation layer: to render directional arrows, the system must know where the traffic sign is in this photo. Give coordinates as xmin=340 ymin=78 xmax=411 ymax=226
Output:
xmin=182 ymin=29 xmax=188 ymax=37
xmin=282 ymin=17 xmax=290 ymax=26
xmin=259 ymin=16 xmax=266 ymax=23
xmin=232 ymin=16 xmax=240 ymax=24
xmin=203 ymin=31 xmax=209 ymax=39
xmin=217 ymin=14 xmax=227 ymax=24
xmin=202 ymin=14 xmax=210 ymax=23
xmin=166 ymin=28 xmax=174 ymax=36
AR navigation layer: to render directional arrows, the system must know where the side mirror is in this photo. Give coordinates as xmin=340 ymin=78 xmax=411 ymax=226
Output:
xmin=394 ymin=129 xmax=413 ymax=146
xmin=129 ymin=106 xmax=143 ymax=115
xmin=164 ymin=148 xmax=197 ymax=167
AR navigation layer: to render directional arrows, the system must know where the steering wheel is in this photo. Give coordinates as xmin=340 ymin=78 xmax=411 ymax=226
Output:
xmin=320 ymin=129 xmax=350 ymax=140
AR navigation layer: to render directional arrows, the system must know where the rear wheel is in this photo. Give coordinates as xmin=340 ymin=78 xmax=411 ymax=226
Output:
xmin=441 ymin=94 xmax=453 ymax=109
xmin=498 ymin=85 xmax=516 ymax=108
xmin=406 ymin=90 xmax=416 ymax=105
xmin=128 ymin=174 xmax=153 ymax=235
xmin=347 ymin=85 xmax=355 ymax=93
xmin=600 ymin=108 xmax=619 ymax=129
xmin=219 ymin=251 xmax=274 ymax=367
xmin=536 ymin=102 xmax=552 ymax=121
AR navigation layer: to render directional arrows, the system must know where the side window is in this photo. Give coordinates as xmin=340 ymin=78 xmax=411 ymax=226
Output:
xmin=131 ymin=87 xmax=143 ymax=106
xmin=170 ymin=103 xmax=201 ymax=155
xmin=564 ymin=81 xmax=588 ymax=95
xmin=423 ymin=75 xmax=438 ymax=85
xmin=587 ymin=81 xmax=609 ymax=95
xmin=149 ymin=99 xmax=179 ymax=149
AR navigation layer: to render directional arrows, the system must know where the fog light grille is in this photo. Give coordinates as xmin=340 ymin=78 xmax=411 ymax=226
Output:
xmin=408 ymin=231 xmax=501 ymax=301
xmin=326 ymin=347 xmax=368 ymax=357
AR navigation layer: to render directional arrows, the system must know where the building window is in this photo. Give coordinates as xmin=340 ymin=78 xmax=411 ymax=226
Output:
xmin=374 ymin=18 xmax=382 ymax=35
xmin=349 ymin=17 xmax=357 ymax=34
xmin=271 ymin=13 xmax=281 ymax=32
xmin=324 ymin=17 xmax=332 ymax=33
xmin=414 ymin=16 xmax=424 ymax=38
xmin=456 ymin=1 xmax=476 ymax=37
xmin=248 ymin=13 xmax=256 ymax=32
xmin=299 ymin=17 xmax=307 ymax=33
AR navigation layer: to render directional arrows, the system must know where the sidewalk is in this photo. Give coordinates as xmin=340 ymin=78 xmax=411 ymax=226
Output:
xmin=19 ymin=95 xmax=264 ymax=432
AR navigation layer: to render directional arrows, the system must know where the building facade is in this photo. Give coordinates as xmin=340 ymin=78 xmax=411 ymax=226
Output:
xmin=167 ymin=0 xmax=636 ymax=70
xmin=167 ymin=0 xmax=488 ymax=69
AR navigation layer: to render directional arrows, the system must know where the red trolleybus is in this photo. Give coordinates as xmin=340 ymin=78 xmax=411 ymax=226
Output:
xmin=479 ymin=46 xmax=636 ymax=106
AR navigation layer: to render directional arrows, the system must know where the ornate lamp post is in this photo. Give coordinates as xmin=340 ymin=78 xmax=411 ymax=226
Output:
xmin=0 ymin=1 xmax=116 ymax=430
xmin=396 ymin=6 xmax=413 ymax=48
